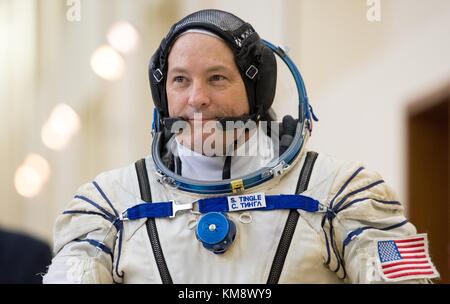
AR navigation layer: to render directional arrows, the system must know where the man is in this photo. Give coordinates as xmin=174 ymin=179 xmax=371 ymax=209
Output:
xmin=44 ymin=9 xmax=439 ymax=283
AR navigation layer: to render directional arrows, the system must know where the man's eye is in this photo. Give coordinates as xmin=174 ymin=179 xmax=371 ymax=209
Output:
xmin=173 ymin=76 xmax=185 ymax=83
xmin=210 ymin=74 xmax=226 ymax=82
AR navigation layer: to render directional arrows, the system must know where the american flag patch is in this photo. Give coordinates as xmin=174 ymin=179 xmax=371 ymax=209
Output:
xmin=376 ymin=234 xmax=439 ymax=282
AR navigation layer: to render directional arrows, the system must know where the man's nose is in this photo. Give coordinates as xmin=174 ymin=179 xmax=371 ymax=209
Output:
xmin=187 ymin=81 xmax=211 ymax=110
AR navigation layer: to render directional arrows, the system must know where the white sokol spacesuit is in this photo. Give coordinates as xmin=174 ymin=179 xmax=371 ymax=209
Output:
xmin=43 ymin=141 xmax=438 ymax=284
xmin=43 ymin=9 xmax=439 ymax=284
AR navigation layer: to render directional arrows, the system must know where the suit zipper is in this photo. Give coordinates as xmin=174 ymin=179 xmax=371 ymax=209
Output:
xmin=145 ymin=219 xmax=173 ymax=283
xmin=135 ymin=159 xmax=173 ymax=284
xmin=266 ymin=151 xmax=318 ymax=284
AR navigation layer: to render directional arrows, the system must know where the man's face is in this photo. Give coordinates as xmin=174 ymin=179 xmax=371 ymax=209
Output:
xmin=166 ymin=32 xmax=249 ymax=154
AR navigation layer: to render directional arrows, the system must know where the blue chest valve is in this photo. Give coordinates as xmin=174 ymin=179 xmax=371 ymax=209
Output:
xmin=195 ymin=212 xmax=237 ymax=254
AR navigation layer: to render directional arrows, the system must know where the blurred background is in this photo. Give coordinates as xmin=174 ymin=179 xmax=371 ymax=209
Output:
xmin=0 ymin=0 xmax=449 ymax=283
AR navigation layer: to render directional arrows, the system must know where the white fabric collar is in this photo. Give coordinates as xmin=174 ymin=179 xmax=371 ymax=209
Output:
xmin=175 ymin=131 xmax=274 ymax=181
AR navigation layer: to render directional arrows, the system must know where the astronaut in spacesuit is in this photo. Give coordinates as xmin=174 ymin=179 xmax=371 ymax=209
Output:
xmin=43 ymin=9 xmax=439 ymax=284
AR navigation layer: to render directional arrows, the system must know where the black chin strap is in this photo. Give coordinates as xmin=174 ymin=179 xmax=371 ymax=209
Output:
xmin=162 ymin=117 xmax=187 ymax=132
xmin=222 ymin=155 xmax=232 ymax=180
xmin=216 ymin=114 xmax=258 ymax=128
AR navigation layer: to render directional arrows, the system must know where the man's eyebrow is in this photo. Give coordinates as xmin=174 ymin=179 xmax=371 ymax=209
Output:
xmin=167 ymin=65 xmax=232 ymax=74
xmin=167 ymin=67 xmax=188 ymax=74
xmin=205 ymin=65 xmax=231 ymax=73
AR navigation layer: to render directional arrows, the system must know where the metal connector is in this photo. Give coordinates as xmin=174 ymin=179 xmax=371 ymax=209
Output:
xmin=271 ymin=161 xmax=289 ymax=177
xmin=171 ymin=201 xmax=193 ymax=218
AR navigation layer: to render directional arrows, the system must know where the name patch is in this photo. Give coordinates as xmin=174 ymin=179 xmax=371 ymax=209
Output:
xmin=227 ymin=192 xmax=266 ymax=212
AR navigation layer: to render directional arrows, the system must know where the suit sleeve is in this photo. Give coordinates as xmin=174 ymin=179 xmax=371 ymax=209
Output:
xmin=43 ymin=181 xmax=122 ymax=284
xmin=321 ymin=164 xmax=439 ymax=283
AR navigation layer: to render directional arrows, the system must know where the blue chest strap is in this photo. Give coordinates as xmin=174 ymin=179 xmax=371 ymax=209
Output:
xmin=121 ymin=193 xmax=326 ymax=221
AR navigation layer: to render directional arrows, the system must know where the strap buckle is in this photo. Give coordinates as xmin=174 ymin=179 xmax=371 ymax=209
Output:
xmin=119 ymin=210 xmax=129 ymax=221
xmin=171 ymin=201 xmax=193 ymax=218
xmin=317 ymin=203 xmax=329 ymax=213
